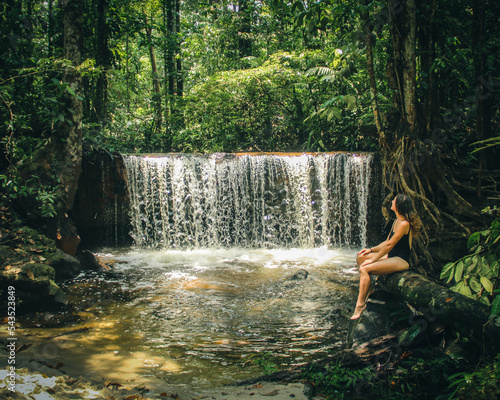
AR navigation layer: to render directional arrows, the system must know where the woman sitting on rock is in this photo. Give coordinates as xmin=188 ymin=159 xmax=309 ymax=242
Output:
xmin=350 ymin=194 xmax=421 ymax=320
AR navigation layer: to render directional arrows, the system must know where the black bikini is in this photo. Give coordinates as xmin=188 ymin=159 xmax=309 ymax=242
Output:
xmin=387 ymin=222 xmax=411 ymax=263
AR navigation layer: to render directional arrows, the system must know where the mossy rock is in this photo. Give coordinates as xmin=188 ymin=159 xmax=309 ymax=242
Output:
xmin=47 ymin=248 xmax=81 ymax=281
xmin=1 ymin=263 xmax=54 ymax=286
xmin=20 ymin=262 xmax=56 ymax=282
xmin=0 ymin=225 xmax=81 ymax=281
xmin=0 ymin=226 xmax=73 ymax=313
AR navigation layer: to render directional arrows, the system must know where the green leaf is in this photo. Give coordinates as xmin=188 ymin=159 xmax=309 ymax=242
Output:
xmin=440 ymin=262 xmax=455 ymax=279
xmin=451 ymin=281 xmax=464 ymax=293
xmin=490 ymin=294 xmax=500 ymax=318
xmin=478 ymin=257 xmax=489 ymax=276
xmin=466 ymin=255 xmax=478 ymax=274
xmin=446 ymin=265 xmax=455 ymax=284
xmin=479 ymin=296 xmax=491 ymax=306
xmin=480 ymin=276 xmax=493 ymax=295
xmin=469 ymin=277 xmax=482 ymax=293
xmin=457 ymin=282 xmax=472 ymax=297
xmin=454 ymin=261 xmax=464 ymax=282
xmin=490 ymin=261 xmax=499 ymax=277
xmin=467 ymin=232 xmax=481 ymax=249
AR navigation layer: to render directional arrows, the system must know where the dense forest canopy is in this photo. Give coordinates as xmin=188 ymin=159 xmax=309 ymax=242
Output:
xmin=1 ymin=0 xmax=499 ymax=242
xmin=1 ymin=2 xmax=500 ymax=397
xmin=1 ymin=0 xmax=496 ymax=155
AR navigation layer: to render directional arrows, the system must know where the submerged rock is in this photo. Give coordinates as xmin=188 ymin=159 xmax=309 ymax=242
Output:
xmin=289 ymin=269 xmax=309 ymax=281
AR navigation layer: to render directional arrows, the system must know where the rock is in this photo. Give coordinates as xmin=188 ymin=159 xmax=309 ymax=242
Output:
xmin=289 ymin=269 xmax=309 ymax=281
xmin=76 ymin=250 xmax=104 ymax=271
xmin=56 ymin=215 xmax=81 ymax=256
xmin=72 ymin=150 xmax=131 ymax=248
xmin=1 ymin=263 xmax=55 ymax=284
xmin=49 ymin=249 xmax=81 ymax=281
xmin=0 ymin=263 xmax=67 ymax=311
xmin=0 ymin=227 xmax=73 ymax=313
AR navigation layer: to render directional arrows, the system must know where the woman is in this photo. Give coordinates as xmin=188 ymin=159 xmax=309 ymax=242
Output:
xmin=350 ymin=194 xmax=421 ymax=320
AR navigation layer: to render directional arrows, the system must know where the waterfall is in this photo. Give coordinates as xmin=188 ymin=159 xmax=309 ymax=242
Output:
xmin=123 ymin=153 xmax=374 ymax=249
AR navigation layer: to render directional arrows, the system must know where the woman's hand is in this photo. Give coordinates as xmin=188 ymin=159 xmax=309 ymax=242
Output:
xmin=360 ymin=258 xmax=373 ymax=268
xmin=357 ymin=248 xmax=372 ymax=256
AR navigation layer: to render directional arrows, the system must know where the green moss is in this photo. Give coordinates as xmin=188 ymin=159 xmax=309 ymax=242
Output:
xmin=20 ymin=263 xmax=56 ymax=281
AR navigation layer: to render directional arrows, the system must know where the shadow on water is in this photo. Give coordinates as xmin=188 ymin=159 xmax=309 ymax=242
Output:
xmin=9 ymin=247 xmax=391 ymax=396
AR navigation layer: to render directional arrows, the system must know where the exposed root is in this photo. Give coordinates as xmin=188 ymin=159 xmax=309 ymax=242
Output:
xmin=380 ymin=137 xmax=484 ymax=272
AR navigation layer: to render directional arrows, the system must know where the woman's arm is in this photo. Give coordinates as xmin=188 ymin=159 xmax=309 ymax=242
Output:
xmin=357 ymin=220 xmax=396 ymax=255
xmin=357 ymin=242 xmax=384 ymax=256
xmin=361 ymin=221 xmax=409 ymax=265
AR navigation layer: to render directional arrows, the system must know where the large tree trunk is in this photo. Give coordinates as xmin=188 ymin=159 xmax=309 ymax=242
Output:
xmin=146 ymin=23 xmax=162 ymax=143
xmin=93 ymin=0 xmax=110 ymax=126
xmin=61 ymin=0 xmax=83 ymax=207
xmin=363 ymin=2 xmax=385 ymax=147
xmin=175 ymin=0 xmax=183 ymax=97
xmin=381 ymin=0 xmax=481 ymax=261
xmin=402 ymin=0 xmax=417 ymax=135
xmin=378 ymin=271 xmax=500 ymax=353
xmin=53 ymin=0 xmax=84 ymax=254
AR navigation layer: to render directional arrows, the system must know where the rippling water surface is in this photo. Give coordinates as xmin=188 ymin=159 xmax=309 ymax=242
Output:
xmin=19 ymin=247 xmax=361 ymax=395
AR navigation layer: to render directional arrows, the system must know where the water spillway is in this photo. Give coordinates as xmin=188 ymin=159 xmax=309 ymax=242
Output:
xmin=123 ymin=152 xmax=375 ymax=249
xmin=57 ymin=152 xmax=385 ymax=394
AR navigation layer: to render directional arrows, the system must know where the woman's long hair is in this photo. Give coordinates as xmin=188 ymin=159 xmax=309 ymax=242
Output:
xmin=395 ymin=194 xmax=422 ymax=235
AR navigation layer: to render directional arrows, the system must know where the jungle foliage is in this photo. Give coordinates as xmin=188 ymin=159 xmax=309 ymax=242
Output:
xmin=1 ymin=1 xmax=499 ymax=262
xmin=2 ymin=0 xmax=497 ymax=157
xmin=1 ymin=1 xmax=500 ymax=397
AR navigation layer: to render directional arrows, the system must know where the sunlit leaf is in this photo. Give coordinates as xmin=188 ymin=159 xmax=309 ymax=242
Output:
xmin=480 ymin=276 xmax=493 ymax=295
xmin=440 ymin=262 xmax=455 ymax=279
xmin=469 ymin=277 xmax=482 ymax=293
xmin=454 ymin=261 xmax=464 ymax=282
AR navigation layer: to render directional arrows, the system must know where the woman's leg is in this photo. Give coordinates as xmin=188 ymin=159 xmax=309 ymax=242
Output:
xmin=356 ymin=250 xmax=381 ymax=266
xmin=350 ymin=257 xmax=409 ymax=319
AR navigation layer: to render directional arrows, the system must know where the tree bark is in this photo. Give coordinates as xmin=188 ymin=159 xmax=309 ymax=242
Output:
xmin=378 ymin=270 xmax=500 ymax=353
xmin=175 ymin=0 xmax=183 ymax=97
xmin=93 ymin=0 xmax=110 ymax=126
xmin=165 ymin=0 xmax=175 ymax=98
xmin=48 ymin=0 xmax=84 ymax=254
xmin=402 ymin=0 xmax=417 ymax=135
xmin=383 ymin=0 xmax=481 ymax=244
xmin=60 ymin=0 xmax=83 ymax=212
xmin=363 ymin=3 xmax=385 ymax=147
xmin=146 ymin=23 xmax=162 ymax=141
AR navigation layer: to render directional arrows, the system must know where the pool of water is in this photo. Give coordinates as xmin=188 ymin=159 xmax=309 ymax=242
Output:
xmin=13 ymin=247 xmax=361 ymax=396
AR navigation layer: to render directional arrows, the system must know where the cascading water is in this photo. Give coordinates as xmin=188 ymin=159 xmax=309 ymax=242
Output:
xmin=28 ymin=152 xmax=381 ymax=396
xmin=124 ymin=152 xmax=373 ymax=249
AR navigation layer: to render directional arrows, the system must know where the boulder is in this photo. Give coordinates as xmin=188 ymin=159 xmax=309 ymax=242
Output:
xmin=48 ymin=249 xmax=81 ymax=281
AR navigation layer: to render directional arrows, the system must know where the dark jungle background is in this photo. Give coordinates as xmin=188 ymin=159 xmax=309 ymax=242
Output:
xmin=1 ymin=0 xmax=500 ymax=398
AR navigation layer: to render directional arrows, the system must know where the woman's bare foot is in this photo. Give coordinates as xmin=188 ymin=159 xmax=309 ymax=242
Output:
xmin=350 ymin=303 xmax=367 ymax=320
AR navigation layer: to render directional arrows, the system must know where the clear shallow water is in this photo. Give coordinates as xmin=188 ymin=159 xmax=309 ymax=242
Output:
xmin=17 ymin=247 xmax=360 ymax=395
